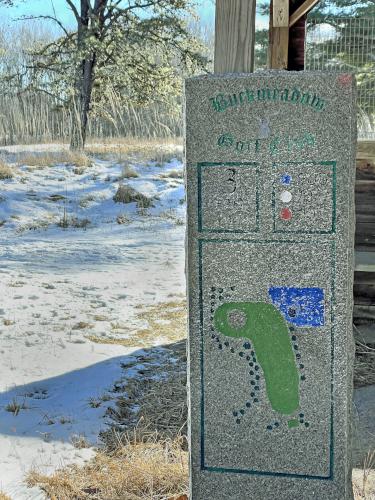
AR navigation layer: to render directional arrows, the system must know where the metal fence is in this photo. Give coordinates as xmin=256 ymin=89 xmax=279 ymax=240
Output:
xmin=305 ymin=17 xmax=375 ymax=140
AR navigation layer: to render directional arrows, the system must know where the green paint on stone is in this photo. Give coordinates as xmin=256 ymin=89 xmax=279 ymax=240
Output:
xmin=214 ymin=302 xmax=300 ymax=415
xmin=288 ymin=419 xmax=300 ymax=429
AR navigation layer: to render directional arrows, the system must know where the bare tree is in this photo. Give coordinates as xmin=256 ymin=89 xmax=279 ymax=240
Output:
xmin=1 ymin=0 xmax=207 ymax=149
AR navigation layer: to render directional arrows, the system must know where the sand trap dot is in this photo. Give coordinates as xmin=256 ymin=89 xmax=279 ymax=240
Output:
xmin=227 ymin=309 xmax=247 ymax=329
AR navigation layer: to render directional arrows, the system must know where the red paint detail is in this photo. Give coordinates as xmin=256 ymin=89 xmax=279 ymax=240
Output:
xmin=338 ymin=74 xmax=352 ymax=87
xmin=280 ymin=207 xmax=292 ymax=221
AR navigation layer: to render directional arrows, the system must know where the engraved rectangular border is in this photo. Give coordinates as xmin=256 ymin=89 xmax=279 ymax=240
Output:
xmin=197 ymin=162 xmax=260 ymax=233
xmin=272 ymin=161 xmax=337 ymax=235
xmin=198 ymin=238 xmax=335 ymax=480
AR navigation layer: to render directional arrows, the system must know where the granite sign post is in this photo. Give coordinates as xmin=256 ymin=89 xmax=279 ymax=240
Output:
xmin=185 ymin=72 xmax=356 ymax=499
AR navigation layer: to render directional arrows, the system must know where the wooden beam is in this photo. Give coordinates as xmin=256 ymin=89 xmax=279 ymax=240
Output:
xmin=269 ymin=1 xmax=289 ymax=69
xmin=273 ymin=0 xmax=289 ymax=28
xmin=289 ymin=0 xmax=320 ymax=28
xmin=214 ymin=0 xmax=256 ymax=73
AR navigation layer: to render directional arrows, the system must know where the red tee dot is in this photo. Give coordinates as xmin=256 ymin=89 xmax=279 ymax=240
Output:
xmin=280 ymin=207 xmax=292 ymax=221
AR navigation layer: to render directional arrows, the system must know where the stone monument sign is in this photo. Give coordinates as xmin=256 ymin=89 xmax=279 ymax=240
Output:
xmin=185 ymin=72 xmax=356 ymax=499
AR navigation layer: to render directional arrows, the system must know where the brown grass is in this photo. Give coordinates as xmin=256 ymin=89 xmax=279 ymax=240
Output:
xmin=354 ymin=339 xmax=375 ymax=388
xmin=0 ymin=159 xmax=14 ymax=179
xmin=0 ymin=492 xmax=12 ymax=500
xmin=113 ymin=184 xmax=153 ymax=208
xmin=353 ymin=450 xmax=375 ymax=499
xmin=120 ymin=165 xmax=139 ymax=179
xmin=160 ymin=169 xmax=183 ymax=179
xmin=103 ymin=340 xmax=187 ymax=445
xmin=28 ymin=338 xmax=188 ymax=499
xmin=87 ymin=300 xmax=186 ymax=348
xmin=27 ymin=438 xmax=188 ymax=500
xmin=17 ymin=151 xmax=92 ymax=170
xmin=72 ymin=321 xmax=94 ymax=331
xmin=84 ymin=137 xmax=182 ymax=161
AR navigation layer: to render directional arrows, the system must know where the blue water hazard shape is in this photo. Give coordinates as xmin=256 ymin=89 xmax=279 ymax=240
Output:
xmin=268 ymin=287 xmax=325 ymax=327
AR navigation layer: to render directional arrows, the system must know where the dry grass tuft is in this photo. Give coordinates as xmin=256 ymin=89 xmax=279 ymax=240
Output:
xmin=0 ymin=492 xmax=12 ymax=500
xmin=354 ymin=339 xmax=375 ymax=388
xmin=160 ymin=169 xmax=183 ymax=179
xmin=17 ymin=151 xmax=92 ymax=170
xmin=27 ymin=437 xmax=188 ymax=500
xmin=72 ymin=321 xmax=94 ymax=331
xmin=353 ymin=450 xmax=375 ymax=499
xmin=120 ymin=165 xmax=139 ymax=179
xmin=87 ymin=300 xmax=186 ymax=348
xmin=113 ymin=184 xmax=153 ymax=208
xmin=0 ymin=159 xmax=14 ymax=179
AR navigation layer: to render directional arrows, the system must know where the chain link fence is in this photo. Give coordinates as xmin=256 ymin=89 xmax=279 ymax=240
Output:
xmin=305 ymin=17 xmax=375 ymax=140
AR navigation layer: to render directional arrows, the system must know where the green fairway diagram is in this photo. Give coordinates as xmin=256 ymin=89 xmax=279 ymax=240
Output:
xmin=214 ymin=302 xmax=300 ymax=417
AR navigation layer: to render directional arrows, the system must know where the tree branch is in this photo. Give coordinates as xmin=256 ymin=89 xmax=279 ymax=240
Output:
xmin=65 ymin=0 xmax=81 ymax=23
xmin=19 ymin=15 xmax=70 ymax=36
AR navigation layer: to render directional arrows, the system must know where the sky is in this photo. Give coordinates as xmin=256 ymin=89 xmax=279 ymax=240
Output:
xmin=0 ymin=1 xmax=268 ymax=31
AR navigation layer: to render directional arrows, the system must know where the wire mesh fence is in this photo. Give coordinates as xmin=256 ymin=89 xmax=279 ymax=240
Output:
xmin=305 ymin=17 xmax=375 ymax=140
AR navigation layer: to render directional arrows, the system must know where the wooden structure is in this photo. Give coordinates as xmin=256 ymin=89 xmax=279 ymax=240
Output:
xmin=214 ymin=0 xmax=256 ymax=73
xmin=269 ymin=0 xmax=320 ymax=70
xmin=354 ymin=142 xmax=375 ymax=337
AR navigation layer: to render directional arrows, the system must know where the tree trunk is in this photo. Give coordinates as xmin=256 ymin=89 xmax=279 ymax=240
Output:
xmin=70 ymin=57 xmax=95 ymax=150
xmin=69 ymin=0 xmax=106 ymax=150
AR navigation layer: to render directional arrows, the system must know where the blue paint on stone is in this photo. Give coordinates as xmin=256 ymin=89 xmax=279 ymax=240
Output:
xmin=268 ymin=286 xmax=325 ymax=327
xmin=281 ymin=173 xmax=292 ymax=185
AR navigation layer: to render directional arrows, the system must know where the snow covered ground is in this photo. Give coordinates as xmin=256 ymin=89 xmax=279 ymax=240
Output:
xmin=0 ymin=144 xmax=186 ymax=498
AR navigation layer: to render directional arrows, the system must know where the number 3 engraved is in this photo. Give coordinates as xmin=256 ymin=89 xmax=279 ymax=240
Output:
xmin=226 ymin=168 xmax=236 ymax=194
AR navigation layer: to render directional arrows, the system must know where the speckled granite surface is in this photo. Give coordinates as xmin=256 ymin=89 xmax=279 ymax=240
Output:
xmin=185 ymin=71 xmax=357 ymax=499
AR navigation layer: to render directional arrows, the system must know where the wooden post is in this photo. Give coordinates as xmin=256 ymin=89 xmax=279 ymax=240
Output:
xmin=269 ymin=1 xmax=290 ymax=69
xmin=214 ymin=0 xmax=256 ymax=73
xmin=269 ymin=0 xmax=320 ymax=70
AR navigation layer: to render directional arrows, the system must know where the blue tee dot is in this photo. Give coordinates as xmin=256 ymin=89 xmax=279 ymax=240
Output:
xmin=281 ymin=173 xmax=292 ymax=185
